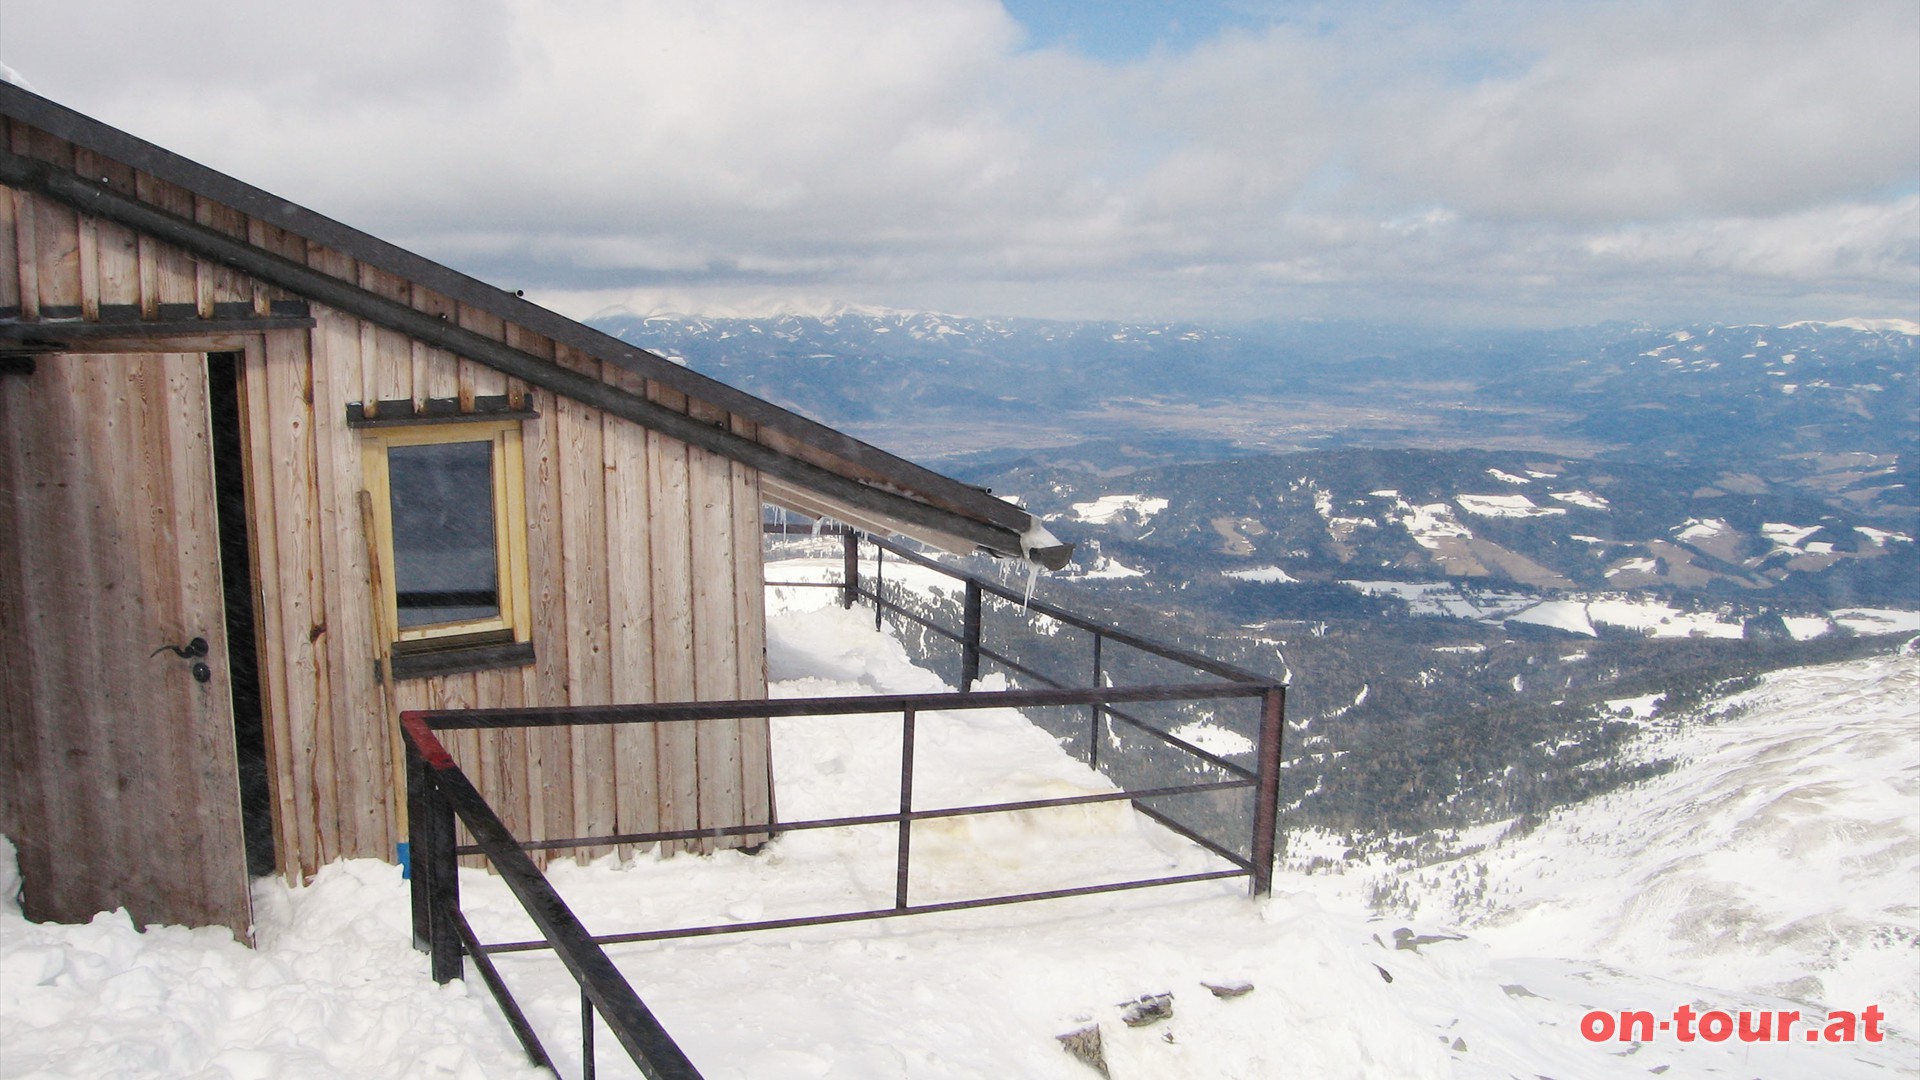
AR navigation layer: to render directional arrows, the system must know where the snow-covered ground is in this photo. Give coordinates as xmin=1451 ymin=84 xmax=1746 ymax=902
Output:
xmin=4 ymin=565 xmax=1917 ymax=1078
xmin=1066 ymin=494 xmax=1168 ymax=525
xmin=1368 ymin=651 xmax=1920 ymax=1017
xmin=1222 ymin=565 xmax=1299 ymax=583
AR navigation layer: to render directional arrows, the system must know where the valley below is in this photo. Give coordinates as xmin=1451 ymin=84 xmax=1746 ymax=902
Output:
xmin=620 ymin=310 xmax=1918 ymax=855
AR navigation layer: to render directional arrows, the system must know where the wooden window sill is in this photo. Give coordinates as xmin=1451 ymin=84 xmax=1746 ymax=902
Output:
xmin=386 ymin=639 xmax=536 ymax=681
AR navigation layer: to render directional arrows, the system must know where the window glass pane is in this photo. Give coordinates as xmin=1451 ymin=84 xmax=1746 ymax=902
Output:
xmin=388 ymin=440 xmax=500 ymax=628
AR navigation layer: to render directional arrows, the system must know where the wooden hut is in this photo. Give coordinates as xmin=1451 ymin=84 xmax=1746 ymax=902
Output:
xmin=0 ymin=84 xmax=1067 ymax=942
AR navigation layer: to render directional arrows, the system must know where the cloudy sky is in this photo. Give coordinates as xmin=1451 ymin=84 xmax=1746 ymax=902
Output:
xmin=2 ymin=0 xmax=1915 ymax=327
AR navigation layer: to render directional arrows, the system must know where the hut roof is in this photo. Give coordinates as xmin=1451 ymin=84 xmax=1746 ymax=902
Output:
xmin=0 ymin=82 xmax=1069 ymax=568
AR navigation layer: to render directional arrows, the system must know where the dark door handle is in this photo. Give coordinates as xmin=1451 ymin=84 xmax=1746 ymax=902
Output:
xmin=151 ymin=637 xmax=209 ymax=660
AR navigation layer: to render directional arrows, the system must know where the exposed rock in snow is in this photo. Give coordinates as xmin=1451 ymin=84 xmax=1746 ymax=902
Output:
xmin=1119 ymin=992 xmax=1174 ymax=1027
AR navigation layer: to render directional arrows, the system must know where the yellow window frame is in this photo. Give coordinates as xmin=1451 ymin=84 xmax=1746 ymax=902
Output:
xmin=361 ymin=421 xmax=531 ymax=650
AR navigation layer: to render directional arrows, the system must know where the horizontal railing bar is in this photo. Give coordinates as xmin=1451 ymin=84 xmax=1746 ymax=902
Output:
xmin=479 ymin=869 xmax=1250 ymax=954
xmin=420 ymin=744 xmax=705 ymax=1079
xmin=973 ymin=645 xmax=1064 ymax=688
xmin=1132 ymin=803 xmax=1254 ymax=871
xmin=868 ymin=536 xmax=1275 ymax=685
xmin=853 ymin=586 xmax=971 ymax=649
xmin=853 ymin=569 xmax=1266 ymax=788
xmin=893 ymin=611 xmax=971 ymax=648
xmin=762 ymin=580 xmax=843 ymax=589
xmin=454 ymin=909 xmax=555 ymax=1072
xmin=457 ymin=778 xmax=1254 ymax=856
xmin=849 ymin=565 xmax=1267 ymax=786
xmin=955 ymin=645 xmax=1260 ymax=782
xmin=851 ymin=586 xmax=1263 ymax=780
xmin=413 ymin=682 xmax=1271 ymax=730
xmin=1097 ymin=703 xmax=1258 ymax=781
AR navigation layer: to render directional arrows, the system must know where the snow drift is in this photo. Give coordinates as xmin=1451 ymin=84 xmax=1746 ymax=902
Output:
xmin=2 ymin=569 xmax=1915 ymax=1078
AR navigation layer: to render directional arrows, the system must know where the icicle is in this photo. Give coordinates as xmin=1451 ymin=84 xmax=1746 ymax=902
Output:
xmin=1017 ymin=519 xmax=1064 ymax=611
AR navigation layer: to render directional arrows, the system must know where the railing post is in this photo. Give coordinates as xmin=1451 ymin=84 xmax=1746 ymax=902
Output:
xmin=582 ymin=989 xmax=597 ymax=1080
xmin=406 ymin=740 xmax=433 ymax=952
xmin=1088 ymin=632 xmax=1104 ymax=771
xmin=873 ymin=543 xmax=885 ymax=631
xmin=961 ymin=581 xmax=982 ymax=692
xmin=841 ymin=527 xmax=859 ymax=609
xmin=423 ymin=764 xmax=463 ymax=983
xmin=1249 ymin=686 xmax=1286 ymax=897
xmin=895 ymin=708 xmax=916 ymax=910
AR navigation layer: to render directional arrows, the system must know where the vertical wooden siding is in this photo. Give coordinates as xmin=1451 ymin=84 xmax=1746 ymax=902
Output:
xmin=0 ymin=352 xmax=253 ymax=938
xmin=2 ymin=118 xmax=772 ymax=883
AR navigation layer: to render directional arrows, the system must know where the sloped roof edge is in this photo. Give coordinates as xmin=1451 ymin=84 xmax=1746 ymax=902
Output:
xmin=0 ymin=82 xmax=1060 ymax=565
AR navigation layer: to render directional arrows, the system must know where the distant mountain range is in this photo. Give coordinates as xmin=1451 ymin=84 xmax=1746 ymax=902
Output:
xmin=702 ymin=311 xmax=1916 ymax=842
xmin=1010 ymin=446 xmax=1918 ymax=613
xmin=598 ymin=312 xmax=1918 ymax=612
xmin=596 ymin=312 xmax=1916 ymax=464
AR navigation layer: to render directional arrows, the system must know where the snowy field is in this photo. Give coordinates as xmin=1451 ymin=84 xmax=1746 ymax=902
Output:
xmin=3 ymin=563 xmax=1917 ymax=1078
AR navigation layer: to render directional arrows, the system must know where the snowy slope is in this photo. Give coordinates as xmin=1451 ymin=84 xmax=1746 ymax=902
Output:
xmin=1345 ymin=649 xmax=1920 ymax=1016
xmin=3 ymin=570 xmax=1916 ymax=1078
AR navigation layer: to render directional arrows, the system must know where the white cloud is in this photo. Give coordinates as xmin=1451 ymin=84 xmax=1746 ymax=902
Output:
xmin=1368 ymin=1 xmax=1920 ymax=220
xmin=1 ymin=0 xmax=1913 ymax=325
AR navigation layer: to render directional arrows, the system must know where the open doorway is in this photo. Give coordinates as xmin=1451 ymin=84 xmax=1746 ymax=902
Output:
xmin=206 ymin=351 xmax=274 ymax=878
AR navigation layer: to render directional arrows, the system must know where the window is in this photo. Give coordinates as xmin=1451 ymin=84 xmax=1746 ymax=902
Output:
xmin=362 ymin=422 xmax=531 ymax=676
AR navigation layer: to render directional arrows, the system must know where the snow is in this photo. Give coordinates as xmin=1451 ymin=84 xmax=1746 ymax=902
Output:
xmin=1484 ymin=469 xmax=1530 ymax=485
xmin=1020 ymin=520 xmax=1067 ymax=560
xmin=1674 ymin=517 xmax=1730 ymax=542
xmin=1071 ymin=554 xmax=1145 ymax=579
xmin=1297 ymin=650 xmax=1920 ymax=1077
xmin=5 ymin=570 xmax=1918 ymax=1078
xmin=1602 ymin=692 xmax=1665 ymax=718
xmin=1441 ymin=589 xmax=1912 ymax=643
xmin=1520 ymin=596 xmax=1743 ymax=638
xmin=1508 ymin=600 xmax=1597 ymax=637
xmin=1392 ymin=654 xmax=1920 ymax=1013
xmin=1392 ymin=502 xmax=1472 ymax=548
xmin=1788 ymin=317 xmax=1920 ymax=335
xmin=1856 ymin=526 xmax=1914 ymax=546
xmin=1583 ymin=597 xmax=1746 ymax=639
xmin=1067 ymin=494 xmax=1168 ymax=524
xmin=1762 ymin=522 xmax=1823 ymax=549
xmin=1782 ymin=615 xmax=1835 ymax=640
xmin=0 ymin=850 xmax=546 ymax=1080
xmin=1603 ymin=556 xmax=1658 ymax=579
xmin=1546 ymin=490 xmax=1608 ymax=510
xmin=1168 ymin=721 xmax=1256 ymax=757
xmin=1223 ymin=565 xmax=1299 ymax=583
xmin=1345 ymin=580 xmax=1538 ymax=621
xmin=1454 ymin=494 xmax=1565 ymax=519
xmin=1833 ymin=608 xmax=1920 ymax=635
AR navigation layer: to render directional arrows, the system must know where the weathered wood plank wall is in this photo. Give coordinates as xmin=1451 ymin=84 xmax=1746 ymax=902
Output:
xmin=1 ymin=117 xmax=773 ymax=885
xmin=0 ymin=350 xmax=253 ymax=937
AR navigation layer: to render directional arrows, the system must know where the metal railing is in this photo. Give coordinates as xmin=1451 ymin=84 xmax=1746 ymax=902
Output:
xmin=404 ymin=525 xmax=1287 ymax=1079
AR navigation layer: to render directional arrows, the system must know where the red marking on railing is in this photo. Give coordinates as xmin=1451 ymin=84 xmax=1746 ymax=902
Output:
xmin=400 ymin=712 xmax=456 ymax=769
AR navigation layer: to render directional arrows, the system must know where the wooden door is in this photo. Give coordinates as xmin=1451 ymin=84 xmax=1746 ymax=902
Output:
xmin=0 ymin=351 xmax=253 ymax=941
